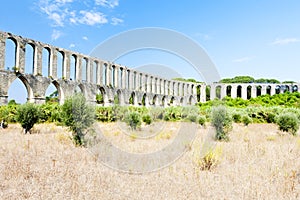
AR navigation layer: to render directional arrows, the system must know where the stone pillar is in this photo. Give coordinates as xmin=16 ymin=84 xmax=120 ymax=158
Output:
xmin=251 ymin=86 xmax=257 ymax=98
xmin=173 ymin=82 xmax=178 ymax=96
xmin=128 ymin=70 xmax=133 ymax=90
xmin=192 ymin=84 xmax=197 ymax=96
xmin=17 ymin=40 xmax=26 ymax=73
xmin=114 ymin=65 xmax=119 ymax=88
xmin=156 ymin=78 xmax=161 ymax=94
xmin=121 ymin=67 xmax=126 ymax=89
xmin=270 ymin=85 xmax=276 ymax=96
xmin=165 ymin=81 xmax=169 ymax=95
xmin=151 ymin=77 xmax=156 ymax=93
xmin=63 ymin=52 xmax=71 ymax=80
xmin=85 ymin=58 xmax=91 ymax=83
xmin=210 ymin=84 xmax=216 ymax=100
xmin=231 ymin=85 xmax=237 ymax=99
xmin=141 ymin=73 xmax=146 ymax=92
xmin=0 ymin=96 xmax=8 ymax=105
xmin=96 ymin=61 xmax=101 ymax=85
xmin=241 ymin=85 xmax=247 ymax=100
xmin=106 ymin=63 xmax=111 ymax=86
xmin=0 ymin=33 xmax=5 ymax=70
xmin=220 ymin=85 xmax=227 ymax=99
xmin=34 ymin=45 xmax=43 ymax=76
xmin=50 ymin=48 xmax=58 ymax=79
xmin=200 ymin=85 xmax=206 ymax=102
xmin=147 ymin=75 xmax=152 ymax=93
xmin=75 ymin=55 xmax=82 ymax=81
xmin=261 ymin=85 xmax=267 ymax=95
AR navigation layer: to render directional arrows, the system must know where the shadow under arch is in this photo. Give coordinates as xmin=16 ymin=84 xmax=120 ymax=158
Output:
xmin=46 ymin=80 xmax=65 ymax=104
xmin=10 ymin=74 xmax=34 ymax=103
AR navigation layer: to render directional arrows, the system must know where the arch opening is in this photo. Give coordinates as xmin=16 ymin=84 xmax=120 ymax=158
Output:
xmin=5 ymin=38 xmax=17 ymax=71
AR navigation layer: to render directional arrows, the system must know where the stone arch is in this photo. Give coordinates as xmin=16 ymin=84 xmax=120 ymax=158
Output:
xmin=266 ymin=85 xmax=272 ymax=95
xmin=170 ymin=96 xmax=175 ymax=106
xmin=70 ymin=54 xmax=77 ymax=81
xmin=216 ymin=85 xmax=221 ymax=99
xmin=142 ymin=93 xmax=148 ymax=106
xmin=256 ymin=85 xmax=262 ymax=96
xmin=129 ymin=91 xmax=136 ymax=105
xmin=226 ymin=85 xmax=232 ymax=97
xmin=81 ymin=57 xmax=88 ymax=82
xmin=92 ymin=60 xmax=97 ymax=84
xmin=247 ymin=85 xmax=252 ymax=99
xmin=275 ymin=85 xmax=281 ymax=94
xmin=206 ymin=85 xmax=211 ymax=101
xmin=237 ymin=85 xmax=242 ymax=98
xmin=114 ymin=89 xmax=123 ymax=105
xmin=196 ymin=85 xmax=201 ymax=102
xmin=25 ymin=43 xmax=35 ymax=74
xmin=5 ymin=37 xmax=18 ymax=71
xmin=96 ymin=86 xmax=107 ymax=105
xmin=57 ymin=51 xmax=64 ymax=79
xmin=180 ymin=97 xmax=184 ymax=106
xmin=46 ymin=81 xmax=64 ymax=104
xmin=8 ymin=75 xmax=34 ymax=103
xmin=152 ymin=94 xmax=158 ymax=106
xmin=161 ymin=96 xmax=166 ymax=107
xmin=292 ymin=85 xmax=298 ymax=92
xmin=284 ymin=85 xmax=290 ymax=93
xmin=42 ymin=47 xmax=51 ymax=77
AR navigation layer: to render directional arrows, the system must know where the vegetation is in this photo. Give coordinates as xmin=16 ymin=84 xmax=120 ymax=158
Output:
xmin=219 ymin=76 xmax=280 ymax=84
xmin=211 ymin=105 xmax=232 ymax=141
xmin=61 ymin=93 xmax=95 ymax=146
xmin=275 ymin=112 xmax=299 ymax=135
xmin=125 ymin=112 xmax=141 ymax=130
xmin=16 ymin=103 xmax=41 ymax=134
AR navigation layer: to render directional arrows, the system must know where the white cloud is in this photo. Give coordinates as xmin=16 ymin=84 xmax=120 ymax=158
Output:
xmin=51 ymin=30 xmax=62 ymax=40
xmin=69 ymin=43 xmax=75 ymax=48
xmin=111 ymin=17 xmax=123 ymax=25
xmin=233 ymin=56 xmax=253 ymax=63
xmin=271 ymin=38 xmax=300 ymax=45
xmin=95 ymin=0 xmax=119 ymax=8
xmin=38 ymin=0 xmax=117 ymax=27
xmin=78 ymin=11 xmax=108 ymax=25
xmin=82 ymin=36 xmax=88 ymax=40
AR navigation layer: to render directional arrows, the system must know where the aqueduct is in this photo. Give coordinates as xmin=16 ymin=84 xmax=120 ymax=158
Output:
xmin=0 ymin=31 xmax=299 ymax=106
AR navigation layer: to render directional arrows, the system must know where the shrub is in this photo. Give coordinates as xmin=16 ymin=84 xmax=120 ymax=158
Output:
xmin=16 ymin=103 xmax=41 ymax=134
xmin=142 ymin=114 xmax=152 ymax=125
xmin=242 ymin=115 xmax=252 ymax=126
xmin=198 ymin=115 xmax=206 ymax=126
xmin=61 ymin=93 xmax=95 ymax=146
xmin=125 ymin=112 xmax=141 ymax=130
xmin=211 ymin=105 xmax=232 ymax=141
xmin=194 ymin=145 xmax=223 ymax=171
xmin=187 ymin=114 xmax=198 ymax=123
xmin=232 ymin=112 xmax=242 ymax=123
xmin=275 ymin=112 xmax=299 ymax=135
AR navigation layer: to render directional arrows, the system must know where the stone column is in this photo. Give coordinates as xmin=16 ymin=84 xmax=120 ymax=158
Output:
xmin=85 ymin=58 xmax=91 ymax=83
xmin=200 ymin=85 xmax=206 ymax=102
xmin=165 ymin=81 xmax=169 ymax=95
xmin=106 ymin=63 xmax=111 ymax=86
xmin=210 ymin=84 xmax=216 ymax=100
xmin=151 ymin=77 xmax=156 ymax=93
xmin=75 ymin=55 xmax=82 ymax=81
xmin=114 ymin=65 xmax=119 ymax=88
xmin=63 ymin=52 xmax=71 ymax=80
xmin=50 ymin=48 xmax=57 ymax=79
xmin=241 ymin=85 xmax=247 ymax=100
xmin=121 ymin=67 xmax=126 ymax=89
xmin=261 ymin=85 xmax=267 ymax=95
xmin=141 ymin=73 xmax=146 ymax=92
xmin=17 ymin=40 xmax=26 ymax=73
xmin=96 ymin=61 xmax=101 ymax=85
xmin=156 ymin=78 xmax=161 ymax=94
xmin=251 ymin=86 xmax=257 ymax=98
xmin=34 ymin=45 xmax=43 ymax=76
xmin=270 ymin=85 xmax=276 ymax=96
xmin=220 ymin=85 xmax=227 ymax=99
xmin=231 ymin=85 xmax=237 ymax=99
xmin=0 ymin=33 xmax=5 ymax=70
xmin=192 ymin=84 xmax=197 ymax=96
xmin=128 ymin=70 xmax=133 ymax=90
xmin=147 ymin=75 xmax=152 ymax=93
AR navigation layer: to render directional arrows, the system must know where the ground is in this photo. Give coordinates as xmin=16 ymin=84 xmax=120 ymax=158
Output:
xmin=0 ymin=122 xmax=300 ymax=199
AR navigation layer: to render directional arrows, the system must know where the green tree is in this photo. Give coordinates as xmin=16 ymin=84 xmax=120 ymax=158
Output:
xmin=16 ymin=103 xmax=41 ymax=134
xmin=211 ymin=105 xmax=232 ymax=141
xmin=62 ymin=93 xmax=95 ymax=146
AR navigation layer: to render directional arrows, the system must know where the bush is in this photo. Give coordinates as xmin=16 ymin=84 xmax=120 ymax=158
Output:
xmin=61 ymin=93 xmax=95 ymax=146
xmin=198 ymin=115 xmax=206 ymax=126
xmin=125 ymin=112 xmax=141 ymax=130
xmin=211 ymin=105 xmax=232 ymax=141
xmin=187 ymin=114 xmax=198 ymax=123
xmin=232 ymin=112 xmax=242 ymax=123
xmin=275 ymin=112 xmax=299 ymax=135
xmin=242 ymin=115 xmax=252 ymax=126
xmin=194 ymin=145 xmax=223 ymax=171
xmin=16 ymin=103 xmax=41 ymax=134
xmin=142 ymin=114 xmax=152 ymax=125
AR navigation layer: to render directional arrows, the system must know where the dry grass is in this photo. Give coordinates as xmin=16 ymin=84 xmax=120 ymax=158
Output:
xmin=0 ymin=122 xmax=299 ymax=199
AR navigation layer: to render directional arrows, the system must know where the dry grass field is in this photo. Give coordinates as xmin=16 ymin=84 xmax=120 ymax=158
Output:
xmin=0 ymin=122 xmax=300 ymax=199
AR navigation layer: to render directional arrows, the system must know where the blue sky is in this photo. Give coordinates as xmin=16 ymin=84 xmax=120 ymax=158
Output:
xmin=1 ymin=0 xmax=300 ymax=102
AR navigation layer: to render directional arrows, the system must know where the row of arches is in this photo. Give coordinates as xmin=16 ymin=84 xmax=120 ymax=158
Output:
xmin=0 ymin=31 xmax=197 ymax=98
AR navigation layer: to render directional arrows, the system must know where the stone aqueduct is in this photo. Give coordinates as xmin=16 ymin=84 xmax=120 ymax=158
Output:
xmin=0 ymin=30 xmax=299 ymax=106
